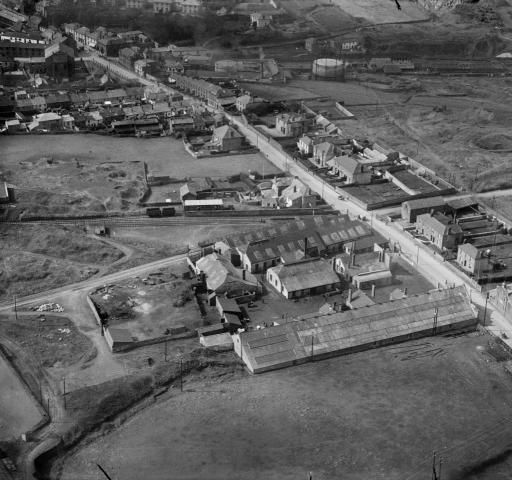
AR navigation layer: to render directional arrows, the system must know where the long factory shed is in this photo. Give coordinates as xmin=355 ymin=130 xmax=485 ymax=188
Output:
xmin=233 ymin=286 xmax=478 ymax=373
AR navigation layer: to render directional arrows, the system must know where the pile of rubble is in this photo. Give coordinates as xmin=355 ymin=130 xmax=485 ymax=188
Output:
xmin=34 ymin=303 xmax=64 ymax=313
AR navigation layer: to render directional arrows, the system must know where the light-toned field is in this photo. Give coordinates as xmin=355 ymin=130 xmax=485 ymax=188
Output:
xmin=60 ymin=333 xmax=512 ymax=480
xmin=1 ymin=135 xmax=280 ymax=183
xmin=330 ymin=0 xmax=430 ymax=24
xmin=0 ymin=352 xmax=42 ymax=441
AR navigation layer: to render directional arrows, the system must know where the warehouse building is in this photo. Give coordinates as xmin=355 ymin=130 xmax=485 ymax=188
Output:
xmin=233 ymin=287 xmax=477 ymax=373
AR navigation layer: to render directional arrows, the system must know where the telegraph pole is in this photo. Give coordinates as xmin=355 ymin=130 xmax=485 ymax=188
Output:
xmin=483 ymin=291 xmax=490 ymax=326
xmin=97 ymin=464 xmax=114 ymax=480
xmin=180 ymin=358 xmax=183 ymax=392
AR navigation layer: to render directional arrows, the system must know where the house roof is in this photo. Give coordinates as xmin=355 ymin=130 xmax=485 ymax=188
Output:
xmin=403 ymin=196 xmax=446 ymax=211
xmin=196 ymin=253 xmax=258 ymax=293
xmin=34 ymin=112 xmax=61 ymax=122
xmin=217 ymin=297 xmax=241 ymax=314
xmin=212 ymin=125 xmax=243 ymax=141
xmin=269 ymin=258 xmax=340 ymax=293
xmin=237 ymin=286 xmax=476 ymax=373
xmin=280 ymin=178 xmax=310 ymax=200
xmin=328 ymin=156 xmax=361 ymax=175
xmin=346 ymin=289 xmax=375 ymax=309
xmin=344 ymin=233 xmax=387 ymax=253
xmin=417 ymin=213 xmax=462 ymax=236
xmin=339 ymin=251 xmax=389 ymax=277
xmin=446 ymin=196 xmax=478 ymax=211
xmin=217 ymin=215 xmax=370 ymax=258
xmin=314 ymin=141 xmax=335 ymax=156
xmin=108 ymin=327 xmax=133 ymax=343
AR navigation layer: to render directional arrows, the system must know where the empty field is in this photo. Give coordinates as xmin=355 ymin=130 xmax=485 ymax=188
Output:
xmin=0 ymin=352 xmax=42 ymax=441
xmin=61 ymin=333 xmax=512 ymax=480
xmin=0 ymin=225 xmax=124 ymax=301
xmin=1 ymin=135 xmax=280 ymax=191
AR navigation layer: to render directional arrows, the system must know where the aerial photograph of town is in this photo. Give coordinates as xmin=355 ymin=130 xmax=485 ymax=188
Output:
xmin=4 ymin=0 xmax=512 ymax=479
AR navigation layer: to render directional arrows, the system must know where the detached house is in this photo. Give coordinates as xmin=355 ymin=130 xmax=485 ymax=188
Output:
xmin=297 ymin=135 xmax=316 ymax=156
xmin=275 ymin=113 xmax=313 ymax=137
xmin=328 ymin=156 xmax=371 ymax=185
xmin=210 ymin=125 xmax=243 ymax=151
xmin=313 ymin=141 xmax=336 ymax=166
xmin=279 ymin=178 xmax=317 ymax=209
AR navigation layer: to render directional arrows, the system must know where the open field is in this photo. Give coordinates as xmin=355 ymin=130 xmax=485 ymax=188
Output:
xmin=0 ymin=351 xmax=43 ymax=441
xmin=1 ymin=138 xmax=146 ymax=215
xmin=91 ymin=261 xmax=200 ymax=341
xmin=60 ymin=332 xmax=512 ymax=480
xmin=0 ymin=314 xmax=94 ymax=369
xmin=1 ymin=135 xmax=280 ymax=193
xmin=0 ymin=225 xmax=124 ymax=301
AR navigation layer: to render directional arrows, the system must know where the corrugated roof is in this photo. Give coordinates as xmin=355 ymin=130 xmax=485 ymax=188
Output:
xmin=238 ymin=287 xmax=476 ymax=373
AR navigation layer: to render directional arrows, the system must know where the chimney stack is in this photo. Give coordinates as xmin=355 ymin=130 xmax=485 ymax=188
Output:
xmin=371 ymin=283 xmax=376 ymax=298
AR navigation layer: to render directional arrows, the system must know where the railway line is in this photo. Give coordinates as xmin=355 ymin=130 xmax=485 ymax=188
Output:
xmin=1 ymin=216 xmax=295 ymax=228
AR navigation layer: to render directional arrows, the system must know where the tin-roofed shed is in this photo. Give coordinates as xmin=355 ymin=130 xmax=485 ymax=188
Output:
xmin=234 ymin=287 xmax=477 ymax=373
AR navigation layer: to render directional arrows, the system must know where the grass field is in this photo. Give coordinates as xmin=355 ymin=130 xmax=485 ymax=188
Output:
xmin=0 ymin=225 xmax=124 ymax=301
xmin=60 ymin=332 xmax=512 ymax=480
xmin=0 ymin=352 xmax=43 ymax=441
xmin=1 ymin=135 xmax=280 ymax=192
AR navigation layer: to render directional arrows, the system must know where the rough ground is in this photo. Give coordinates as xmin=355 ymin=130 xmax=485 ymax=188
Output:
xmin=0 ymin=225 xmax=124 ymax=301
xmin=60 ymin=332 xmax=512 ymax=480
xmin=0 ymin=143 xmax=146 ymax=215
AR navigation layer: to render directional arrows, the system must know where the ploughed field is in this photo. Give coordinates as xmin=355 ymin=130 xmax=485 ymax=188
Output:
xmin=60 ymin=332 xmax=512 ymax=480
